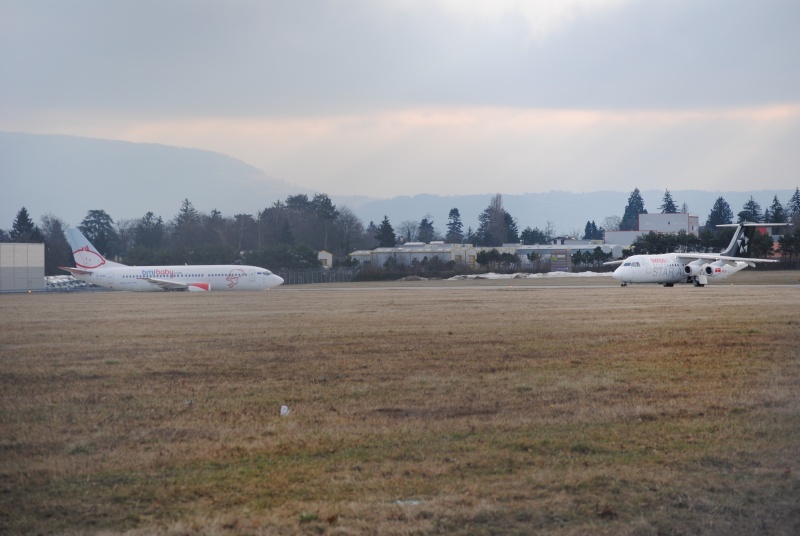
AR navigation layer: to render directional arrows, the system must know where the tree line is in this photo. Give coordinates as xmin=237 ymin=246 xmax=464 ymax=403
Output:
xmin=3 ymin=188 xmax=800 ymax=275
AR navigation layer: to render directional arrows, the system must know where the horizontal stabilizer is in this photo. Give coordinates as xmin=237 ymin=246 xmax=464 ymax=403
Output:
xmin=60 ymin=266 xmax=93 ymax=276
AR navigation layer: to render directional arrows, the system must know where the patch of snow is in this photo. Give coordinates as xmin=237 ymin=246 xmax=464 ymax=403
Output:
xmin=448 ymin=271 xmax=613 ymax=280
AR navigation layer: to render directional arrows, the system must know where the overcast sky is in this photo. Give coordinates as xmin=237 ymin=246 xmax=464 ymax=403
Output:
xmin=2 ymin=0 xmax=799 ymax=198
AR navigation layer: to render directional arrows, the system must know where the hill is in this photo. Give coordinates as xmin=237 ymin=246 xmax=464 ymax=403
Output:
xmin=1 ymin=132 xmax=794 ymax=234
xmin=0 ymin=131 xmax=302 ymax=227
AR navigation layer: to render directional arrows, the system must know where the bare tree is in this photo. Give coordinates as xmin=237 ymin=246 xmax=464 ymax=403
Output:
xmin=334 ymin=206 xmax=364 ymax=255
xmin=601 ymin=215 xmax=621 ymax=232
xmin=397 ymin=220 xmax=419 ymax=242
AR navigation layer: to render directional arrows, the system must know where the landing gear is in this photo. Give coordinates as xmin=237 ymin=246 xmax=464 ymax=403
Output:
xmin=620 ymin=282 xmax=628 ymax=287
xmin=692 ymin=277 xmax=705 ymax=287
xmin=663 ymin=283 xmax=674 ymax=287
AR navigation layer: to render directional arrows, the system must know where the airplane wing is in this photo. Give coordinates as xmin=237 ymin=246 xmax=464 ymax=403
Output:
xmin=603 ymin=260 xmax=624 ymax=266
xmin=60 ymin=266 xmax=93 ymax=276
xmin=140 ymin=277 xmax=190 ymax=291
xmin=675 ymin=253 xmax=779 ymax=264
xmin=139 ymin=278 xmax=211 ymax=291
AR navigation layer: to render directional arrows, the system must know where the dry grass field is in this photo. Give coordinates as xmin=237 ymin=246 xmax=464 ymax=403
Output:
xmin=1 ymin=274 xmax=799 ymax=535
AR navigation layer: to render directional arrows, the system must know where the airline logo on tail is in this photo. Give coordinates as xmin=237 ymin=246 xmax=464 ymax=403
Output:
xmin=737 ymin=233 xmax=749 ymax=254
xmin=73 ymin=245 xmax=106 ymax=269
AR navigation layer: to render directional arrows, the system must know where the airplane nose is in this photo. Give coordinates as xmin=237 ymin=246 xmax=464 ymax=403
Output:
xmin=271 ymin=275 xmax=284 ymax=287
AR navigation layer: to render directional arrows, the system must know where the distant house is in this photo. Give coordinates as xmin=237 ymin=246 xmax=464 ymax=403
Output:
xmin=318 ymin=250 xmax=333 ymax=269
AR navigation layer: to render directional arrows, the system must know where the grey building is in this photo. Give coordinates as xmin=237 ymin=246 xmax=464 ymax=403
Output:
xmin=0 ymin=243 xmax=45 ymax=291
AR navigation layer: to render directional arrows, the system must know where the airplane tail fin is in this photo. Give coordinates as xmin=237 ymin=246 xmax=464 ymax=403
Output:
xmin=65 ymin=228 xmax=126 ymax=270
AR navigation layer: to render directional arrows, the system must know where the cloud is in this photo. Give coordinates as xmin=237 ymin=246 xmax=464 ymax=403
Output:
xmin=1 ymin=0 xmax=799 ymax=202
xmin=423 ymin=0 xmax=633 ymax=40
xmin=2 ymin=0 xmax=799 ymax=117
xmin=19 ymin=103 xmax=793 ymax=197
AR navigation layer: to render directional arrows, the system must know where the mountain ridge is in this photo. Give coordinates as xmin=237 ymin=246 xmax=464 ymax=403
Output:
xmin=1 ymin=132 xmax=794 ymax=235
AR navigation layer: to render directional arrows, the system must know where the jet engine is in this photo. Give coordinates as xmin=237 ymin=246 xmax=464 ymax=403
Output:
xmin=684 ymin=264 xmax=702 ymax=276
xmin=703 ymin=264 xmax=714 ymax=275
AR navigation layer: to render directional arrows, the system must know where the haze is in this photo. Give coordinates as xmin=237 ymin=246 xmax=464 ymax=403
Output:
xmin=2 ymin=0 xmax=799 ymax=200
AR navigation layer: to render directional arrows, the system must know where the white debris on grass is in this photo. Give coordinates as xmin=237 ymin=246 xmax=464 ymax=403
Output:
xmin=280 ymin=405 xmax=290 ymax=416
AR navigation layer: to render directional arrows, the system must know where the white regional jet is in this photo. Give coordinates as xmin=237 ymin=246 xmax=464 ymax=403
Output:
xmin=61 ymin=228 xmax=284 ymax=292
xmin=607 ymin=222 xmax=784 ymax=287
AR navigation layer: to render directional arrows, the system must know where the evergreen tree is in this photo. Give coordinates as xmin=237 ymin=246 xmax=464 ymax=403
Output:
xmin=40 ymin=214 xmax=71 ymax=275
xmin=504 ymin=211 xmax=519 ymax=243
xmin=79 ymin=209 xmax=118 ymax=255
xmin=476 ymin=194 xmax=508 ymax=246
xmin=705 ymin=196 xmax=733 ymax=227
xmin=233 ymin=213 xmax=258 ymax=251
xmin=364 ymin=221 xmax=379 ymax=249
xmin=620 ymin=188 xmax=647 ymax=231
xmin=135 ymin=211 xmax=165 ymax=249
xmin=375 ymin=216 xmax=396 ymax=247
xmin=763 ymin=195 xmax=786 ymax=224
xmin=786 ymin=188 xmax=800 ymax=224
xmin=10 ymin=207 xmax=44 ymax=242
xmin=417 ymin=217 xmax=435 ymax=243
xmin=203 ymin=209 xmax=226 ymax=245
xmin=737 ymin=196 xmax=762 ymax=223
xmin=311 ymin=193 xmax=339 ymax=250
xmin=445 ymin=208 xmax=464 ymax=243
xmin=521 ymin=226 xmax=547 ymax=245
xmin=582 ymin=221 xmax=603 ymax=240
xmin=465 ymin=226 xmax=476 ymax=244
xmin=172 ymin=199 xmax=202 ymax=249
xmin=583 ymin=221 xmax=594 ymax=240
xmin=285 ymin=194 xmax=312 ymax=211
xmin=659 ymin=189 xmax=678 ymax=213
xmin=278 ymin=217 xmax=294 ymax=245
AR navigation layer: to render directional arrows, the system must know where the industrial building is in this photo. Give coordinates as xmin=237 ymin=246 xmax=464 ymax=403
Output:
xmin=349 ymin=239 xmax=623 ymax=271
xmin=349 ymin=242 xmax=481 ymax=268
xmin=605 ymin=213 xmax=700 ymax=247
xmin=0 ymin=243 xmax=45 ymax=291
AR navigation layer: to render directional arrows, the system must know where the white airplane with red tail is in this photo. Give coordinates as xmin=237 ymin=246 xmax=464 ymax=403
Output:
xmin=606 ymin=222 xmax=785 ymax=287
xmin=61 ymin=228 xmax=284 ymax=292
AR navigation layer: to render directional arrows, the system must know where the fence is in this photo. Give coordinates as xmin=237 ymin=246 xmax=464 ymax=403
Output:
xmin=275 ymin=268 xmax=357 ymax=285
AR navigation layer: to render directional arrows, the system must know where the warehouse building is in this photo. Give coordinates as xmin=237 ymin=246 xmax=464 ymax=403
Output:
xmin=349 ymin=242 xmax=481 ymax=268
xmin=0 ymin=243 xmax=45 ymax=291
xmin=605 ymin=213 xmax=700 ymax=247
xmin=349 ymin=240 xmax=622 ymax=271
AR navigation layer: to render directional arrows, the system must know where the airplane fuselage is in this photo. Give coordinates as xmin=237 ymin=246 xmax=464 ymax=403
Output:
xmin=612 ymin=254 xmax=746 ymax=286
xmin=72 ymin=265 xmax=284 ymax=292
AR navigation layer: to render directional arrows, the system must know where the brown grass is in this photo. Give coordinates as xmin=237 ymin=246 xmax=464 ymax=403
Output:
xmin=1 ymin=275 xmax=799 ymax=534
